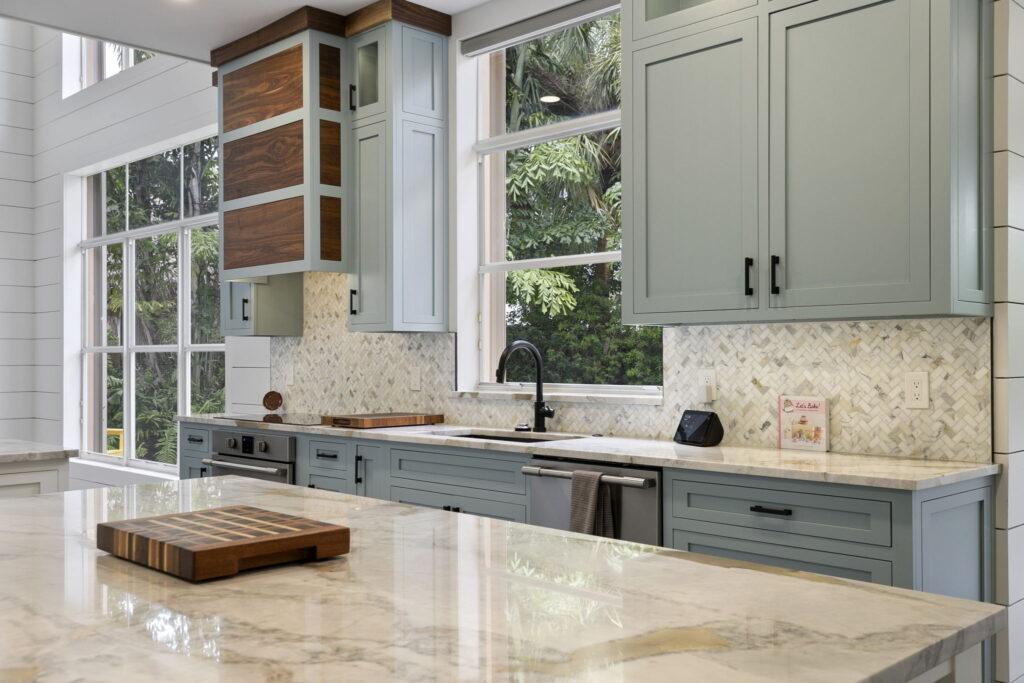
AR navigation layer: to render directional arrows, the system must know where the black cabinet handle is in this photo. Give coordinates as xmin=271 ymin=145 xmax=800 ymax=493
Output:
xmin=750 ymin=504 xmax=792 ymax=517
xmin=744 ymin=257 xmax=754 ymax=296
xmin=770 ymin=255 xmax=781 ymax=295
xmin=308 ymin=483 xmax=317 ymax=489
xmin=349 ymin=84 xmax=357 ymax=111
xmin=315 ymin=450 xmax=338 ymax=460
xmin=199 ymin=467 xmax=207 ymax=477
xmin=241 ymin=297 xmax=250 ymax=321
xmin=451 ymin=506 xmax=461 ymax=513
xmin=355 ymin=454 xmax=364 ymax=484
xmin=187 ymin=435 xmax=204 ymax=444
xmin=442 ymin=505 xmax=451 ymax=511
xmin=349 ymin=289 xmax=358 ymax=315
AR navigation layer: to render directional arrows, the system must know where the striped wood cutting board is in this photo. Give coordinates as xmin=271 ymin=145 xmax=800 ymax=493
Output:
xmin=96 ymin=505 xmax=350 ymax=581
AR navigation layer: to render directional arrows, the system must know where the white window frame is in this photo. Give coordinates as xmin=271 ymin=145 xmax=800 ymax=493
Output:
xmin=78 ymin=143 xmax=224 ymax=472
xmin=61 ymin=33 xmax=153 ymax=99
xmin=469 ymin=25 xmax=662 ymax=402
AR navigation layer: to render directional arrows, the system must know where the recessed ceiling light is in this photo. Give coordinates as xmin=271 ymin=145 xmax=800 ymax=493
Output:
xmin=539 ymin=95 xmax=561 ymax=104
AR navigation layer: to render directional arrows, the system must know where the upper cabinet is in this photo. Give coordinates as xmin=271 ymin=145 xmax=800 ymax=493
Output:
xmin=347 ymin=22 xmax=448 ymax=333
xmin=216 ymin=22 xmax=350 ymax=281
xmin=622 ymin=0 xmax=992 ymax=325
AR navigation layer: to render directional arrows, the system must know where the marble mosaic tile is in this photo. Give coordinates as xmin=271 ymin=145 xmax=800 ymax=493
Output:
xmin=270 ymin=273 xmax=992 ymax=462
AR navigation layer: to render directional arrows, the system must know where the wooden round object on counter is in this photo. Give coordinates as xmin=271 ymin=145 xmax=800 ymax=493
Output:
xmin=262 ymin=391 xmax=283 ymax=411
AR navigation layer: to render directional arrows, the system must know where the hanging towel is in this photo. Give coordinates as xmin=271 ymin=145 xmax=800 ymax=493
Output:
xmin=569 ymin=470 xmax=615 ymax=538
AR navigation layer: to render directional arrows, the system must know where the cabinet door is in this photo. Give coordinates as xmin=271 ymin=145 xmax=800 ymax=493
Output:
xmin=400 ymin=26 xmax=445 ymax=120
xmin=350 ymin=26 xmax=387 ymax=121
xmin=397 ymin=121 xmax=446 ymax=327
xmin=768 ymin=0 xmax=931 ymax=309
xmin=356 ymin=445 xmax=389 ymax=500
xmin=308 ymin=472 xmax=356 ymax=494
xmin=351 ymin=122 xmax=388 ymax=327
xmin=626 ymin=20 xmax=758 ymax=317
xmin=0 ymin=469 xmax=60 ymax=498
xmin=631 ymin=0 xmax=757 ymax=41
xmin=221 ymin=281 xmax=252 ymax=335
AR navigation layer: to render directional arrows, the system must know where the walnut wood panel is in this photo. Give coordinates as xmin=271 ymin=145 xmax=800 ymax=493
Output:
xmin=320 ymin=196 xmax=342 ymax=261
xmin=224 ymin=197 xmax=305 ymax=270
xmin=319 ymin=44 xmax=341 ymax=111
xmin=222 ymin=44 xmax=303 ymax=133
xmin=224 ymin=120 xmax=304 ymax=201
xmin=211 ymin=6 xmax=347 ymax=66
xmin=319 ymin=120 xmax=341 ymax=186
xmin=97 ymin=505 xmax=350 ymax=582
xmin=344 ymin=0 xmax=452 ymax=38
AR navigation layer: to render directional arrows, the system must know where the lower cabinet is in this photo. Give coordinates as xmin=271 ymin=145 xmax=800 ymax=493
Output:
xmin=390 ymin=485 xmax=527 ymax=523
xmin=180 ymin=455 xmax=210 ymax=480
xmin=297 ymin=437 xmax=388 ymax=498
xmin=663 ymin=468 xmax=993 ymax=598
xmin=0 ymin=467 xmax=62 ymax=498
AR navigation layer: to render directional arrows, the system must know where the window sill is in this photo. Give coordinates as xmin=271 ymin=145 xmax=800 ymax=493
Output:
xmin=69 ymin=457 xmax=178 ymax=487
xmin=451 ymin=386 xmax=663 ymax=406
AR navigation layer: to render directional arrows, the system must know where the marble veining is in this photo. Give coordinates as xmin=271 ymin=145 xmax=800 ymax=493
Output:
xmin=179 ymin=416 xmax=998 ymax=490
xmin=0 ymin=477 xmax=1003 ymax=681
xmin=0 ymin=438 xmax=76 ymax=464
xmin=268 ymin=272 xmax=991 ymax=462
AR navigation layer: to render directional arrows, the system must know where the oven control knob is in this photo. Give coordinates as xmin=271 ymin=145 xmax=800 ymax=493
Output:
xmin=257 ymin=440 xmax=268 ymax=453
xmin=226 ymin=437 xmax=237 ymax=449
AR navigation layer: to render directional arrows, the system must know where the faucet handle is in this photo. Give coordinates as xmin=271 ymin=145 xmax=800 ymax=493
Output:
xmin=539 ymin=404 xmax=555 ymax=419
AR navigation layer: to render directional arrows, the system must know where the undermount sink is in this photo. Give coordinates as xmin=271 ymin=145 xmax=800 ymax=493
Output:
xmin=448 ymin=431 xmax=584 ymax=444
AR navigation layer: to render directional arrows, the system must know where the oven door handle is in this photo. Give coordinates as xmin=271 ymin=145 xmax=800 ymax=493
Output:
xmin=202 ymin=458 xmax=282 ymax=475
xmin=521 ymin=465 xmax=656 ymax=489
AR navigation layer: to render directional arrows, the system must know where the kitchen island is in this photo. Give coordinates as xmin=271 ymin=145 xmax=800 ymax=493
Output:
xmin=0 ymin=476 xmax=1003 ymax=681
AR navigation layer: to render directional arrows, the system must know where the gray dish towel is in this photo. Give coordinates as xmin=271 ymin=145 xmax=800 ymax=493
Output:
xmin=569 ymin=470 xmax=615 ymax=538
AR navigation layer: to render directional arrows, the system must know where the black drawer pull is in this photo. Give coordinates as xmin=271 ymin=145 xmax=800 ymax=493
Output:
xmin=316 ymin=451 xmax=339 ymax=460
xmin=308 ymin=484 xmax=317 ymax=489
xmin=744 ymin=257 xmax=754 ymax=296
xmin=442 ymin=505 xmax=451 ymax=511
xmin=750 ymin=504 xmax=792 ymax=517
xmin=349 ymin=289 xmax=358 ymax=315
xmin=451 ymin=506 xmax=461 ymax=513
xmin=770 ymin=255 xmax=781 ymax=295
xmin=187 ymin=435 xmax=204 ymax=444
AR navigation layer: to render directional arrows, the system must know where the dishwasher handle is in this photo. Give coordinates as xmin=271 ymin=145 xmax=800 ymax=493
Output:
xmin=521 ymin=465 xmax=656 ymax=489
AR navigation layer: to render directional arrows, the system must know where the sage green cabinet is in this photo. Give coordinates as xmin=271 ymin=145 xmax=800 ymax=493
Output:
xmin=623 ymin=0 xmax=992 ymax=324
xmin=346 ymin=22 xmax=447 ymax=333
xmin=623 ymin=19 xmax=758 ymax=318
xmin=220 ymin=275 xmax=303 ymax=337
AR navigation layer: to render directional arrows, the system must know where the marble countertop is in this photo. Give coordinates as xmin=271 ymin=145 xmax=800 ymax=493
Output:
xmin=179 ymin=415 xmax=999 ymax=490
xmin=0 ymin=476 xmax=1003 ymax=681
xmin=0 ymin=438 xmax=77 ymax=465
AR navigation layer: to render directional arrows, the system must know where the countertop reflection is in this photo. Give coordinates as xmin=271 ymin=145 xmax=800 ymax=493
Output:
xmin=0 ymin=476 xmax=1004 ymax=681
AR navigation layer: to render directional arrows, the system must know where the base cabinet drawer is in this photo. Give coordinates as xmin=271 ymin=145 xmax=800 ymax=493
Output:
xmin=668 ymin=477 xmax=892 ymax=547
xmin=180 ymin=454 xmax=210 ymax=480
xmin=306 ymin=440 xmax=354 ymax=474
xmin=308 ymin=472 xmax=355 ymax=494
xmin=669 ymin=528 xmax=894 ymax=585
xmin=391 ymin=485 xmax=527 ymax=523
xmin=390 ymin=447 xmax=526 ymax=494
xmin=180 ymin=426 xmax=211 ymax=455
xmin=0 ymin=469 xmax=60 ymax=498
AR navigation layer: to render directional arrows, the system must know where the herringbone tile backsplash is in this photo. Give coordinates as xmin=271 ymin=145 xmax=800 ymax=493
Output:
xmin=270 ymin=273 xmax=992 ymax=462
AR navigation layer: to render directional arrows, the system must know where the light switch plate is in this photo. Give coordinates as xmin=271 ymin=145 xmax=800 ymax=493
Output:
xmin=409 ymin=367 xmax=422 ymax=392
xmin=904 ymin=371 xmax=929 ymax=409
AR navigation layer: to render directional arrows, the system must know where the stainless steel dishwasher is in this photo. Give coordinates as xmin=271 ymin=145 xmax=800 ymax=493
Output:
xmin=523 ymin=458 xmax=661 ymax=545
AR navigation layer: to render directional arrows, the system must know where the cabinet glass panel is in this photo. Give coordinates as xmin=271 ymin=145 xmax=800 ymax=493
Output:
xmin=357 ymin=42 xmax=380 ymax=108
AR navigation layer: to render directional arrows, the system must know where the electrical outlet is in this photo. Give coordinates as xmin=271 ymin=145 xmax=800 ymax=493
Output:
xmin=904 ymin=371 xmax=929 ymax=409
xmin=409 ymin=367 xmax=422 ymax=392
xmin=699 ymin=368 xmax=717 ymax=402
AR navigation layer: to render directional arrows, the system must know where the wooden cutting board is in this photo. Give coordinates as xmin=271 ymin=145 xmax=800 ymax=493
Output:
xmin=96 ymin=505 xmax=350 ymax=582
xmin=321 ymin=412 xmax=444 ymax=429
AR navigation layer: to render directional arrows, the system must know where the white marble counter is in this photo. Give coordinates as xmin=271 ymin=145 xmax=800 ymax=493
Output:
xmin=0 ymin=438 xmax=76 ymax=464
xmin=0 ymin=476 xmax=1003 ymax=681
xmin=179 ymin=415 xmax=998 ymax=490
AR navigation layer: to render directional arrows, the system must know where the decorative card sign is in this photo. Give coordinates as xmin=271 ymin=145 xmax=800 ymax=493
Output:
xmin=778 ymin=395 xmax=829 ymax=452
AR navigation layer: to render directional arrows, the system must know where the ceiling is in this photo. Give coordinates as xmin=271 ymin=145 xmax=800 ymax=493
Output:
xmin=0 ymin=0 xmax=488 ymax=63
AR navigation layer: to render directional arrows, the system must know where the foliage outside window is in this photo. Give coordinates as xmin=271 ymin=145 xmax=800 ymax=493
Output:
xmin=81 ymin=137 xmax=223 ymax=467
xmin=478 ymin=12 xmax=663 ymax=388
xmin=62 ymin=33 xmax=154 ymax=99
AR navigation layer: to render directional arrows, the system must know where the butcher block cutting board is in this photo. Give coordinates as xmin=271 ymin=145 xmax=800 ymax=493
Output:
xmin=321 ymin=412 xmax=444 ymax=429
xmin=96 ymin=505 xmax=350 ymax=582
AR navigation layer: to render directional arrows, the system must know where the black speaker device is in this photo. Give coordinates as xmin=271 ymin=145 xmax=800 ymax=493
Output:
xmin=673 ymin=410 xmax=724 ymax=447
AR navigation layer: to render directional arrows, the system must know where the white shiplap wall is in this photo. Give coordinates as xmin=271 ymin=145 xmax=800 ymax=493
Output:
xmin=994 ymin=0 xmax=1024 ymax=679
xmin=0 ymin=18 xmax=273 ymax=451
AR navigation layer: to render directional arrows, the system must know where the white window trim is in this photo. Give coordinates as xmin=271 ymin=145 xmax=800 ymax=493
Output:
xmin=78 ymin=143 xmax=224 ymax=471
xmin=460 ymin=33 xmax=663 ymax=404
